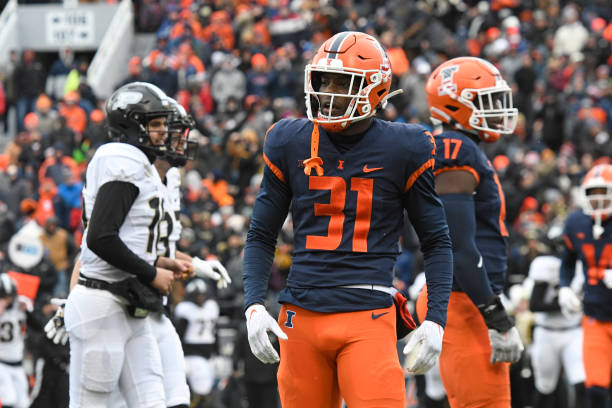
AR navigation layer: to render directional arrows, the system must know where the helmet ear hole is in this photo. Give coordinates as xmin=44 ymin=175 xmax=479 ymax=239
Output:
xmin=445 ymin=105 xmax=459 ymax=112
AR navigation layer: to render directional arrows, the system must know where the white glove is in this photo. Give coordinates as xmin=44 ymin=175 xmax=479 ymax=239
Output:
xmin=43 ymin=298 xmax=68 ymax=345
xmin=193 ymin=257 xmax=232 ymax=289
xmin=488 ymin=327 xmax=524 ymax=363
xmin=245 ymin=304 xmax=288 ymax=364
xmin=402 ymin=320 xmax=444 ymax=374
xmin=603 ymin=269 xmax=612 ymax=289
xmin=558 ymin=286 xmax=581 ymax=318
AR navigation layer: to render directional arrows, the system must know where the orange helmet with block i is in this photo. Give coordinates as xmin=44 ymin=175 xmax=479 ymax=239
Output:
xmin=580 ymin=163 xmax=612 ymax=239
xmin=425 ymin=57 xmax=518 ymax=142
xmin=304 ymin=31 xmax=402 ymax=132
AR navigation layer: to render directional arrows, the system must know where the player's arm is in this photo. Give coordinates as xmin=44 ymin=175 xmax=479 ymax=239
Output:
xmin=402 ymin=160 xmax=452 ymax=374
xmin=404 ymin=168 xmax=453 ymax=327
xmin=559 ymin=233 xmax=578 ymax=287
xmin=243 ymin=165 xmax=291 ymax=308
xmin=436 ymin=169 xmax=522 ymax=363
xmin=558 ymin=225 xmax=581 ymax=315
xmin=70 ymin=256 xmax=81 ymax=291
xmin=86 ymin=181 xmax=158 ymax=283
xmin=175 ymin=250 xmax=191 ymax=262
xmin=435 ymin=170 xmax=496 ymax=306
xmin=243 ymin=146 xmax=291 ymax=364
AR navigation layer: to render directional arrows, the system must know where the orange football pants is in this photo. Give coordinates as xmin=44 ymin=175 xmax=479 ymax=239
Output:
xmin=277 ymin=303 xmax=405 ymax=408
xmin=582 ymin=316 xmax=612 ymax=389
xmin=417 ymin=286 xmax=510 ymax=408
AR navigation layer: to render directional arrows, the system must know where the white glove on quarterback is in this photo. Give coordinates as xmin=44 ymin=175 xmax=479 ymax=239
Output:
xmin=402 ymin=320 xmax=444 ymax=374
xmin=193 ymin=257 xmax=232 ymax=288
xmin=488 ymin=326 xmax=523 ymax=363
xmin=43 ymin=298 xmax=68 ymax=345
xmin=245 ymin=304 xmax=288 ymax=364
xmin=558 ymin=286 xmax=581 ymax=318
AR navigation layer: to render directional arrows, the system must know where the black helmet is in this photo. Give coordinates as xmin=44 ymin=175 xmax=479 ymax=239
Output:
xmin=0 ymin=273 xmax=17 ymax=299
xmin=105 ymin=82 xmax=174 ymax=160
xmin=166 ymin=98 xmax=198 ymax=167
xmin=185 ymin=278 xmax=208 ymax=305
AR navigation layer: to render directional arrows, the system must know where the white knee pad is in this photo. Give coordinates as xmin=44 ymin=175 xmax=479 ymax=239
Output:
xmin=82 ymin=347 xmax=124 ymax=393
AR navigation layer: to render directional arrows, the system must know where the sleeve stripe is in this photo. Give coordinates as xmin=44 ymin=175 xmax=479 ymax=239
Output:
xmin=491 ymin=172 xmax=509 ymax=237
xmin=563 ymin=234 xmax=574 ymax=251
xmin=425 ymin=130 xmax=436 ymax=155
xmin=433 ymin=165 xmax=481 ymax=185
xmin=263 ymin=152 xmax=285 ymax=183
xmin=263 ymin=122 xmax=277 ymax=144
xmin=405 ymin=158 xmax=434 ymax=192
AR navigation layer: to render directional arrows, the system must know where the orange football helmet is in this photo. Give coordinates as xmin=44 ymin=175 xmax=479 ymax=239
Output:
xmin=425 ymin=57 xmax=518 ymax=142
xmin=304 ymin=31 xmax=397 ymax=132
xmin=580 ymin=163 xmax=612 ymax=238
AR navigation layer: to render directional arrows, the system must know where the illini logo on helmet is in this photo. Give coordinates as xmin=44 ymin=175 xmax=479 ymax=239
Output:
xmin=437 ymin=65 xmax=459 ymax=97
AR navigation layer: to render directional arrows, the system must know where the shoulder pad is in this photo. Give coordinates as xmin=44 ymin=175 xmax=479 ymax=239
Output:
xmin=93 ymin=143 xmax=152 ymax=185
xmin=264 ymin=118 xmax=310 ymax=147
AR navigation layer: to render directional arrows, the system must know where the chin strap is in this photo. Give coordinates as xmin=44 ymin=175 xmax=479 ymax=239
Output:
xmin=380 ymin=89 xmax=404 ymax=109
xmin=303 ymin=121 xmax=324 ymax=176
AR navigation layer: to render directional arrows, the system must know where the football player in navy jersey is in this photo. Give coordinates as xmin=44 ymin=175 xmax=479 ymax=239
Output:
xmin=559 ymin=163 xmax=612 ymax=408
xmin=242 ymin=31 xmax=453 ymax=408
xmin=417 ymin=57 xmax=523 ymax=408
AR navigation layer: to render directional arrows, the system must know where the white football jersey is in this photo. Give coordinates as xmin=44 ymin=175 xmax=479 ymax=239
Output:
xmin=528 ymin=255 xmax=582 ymax=329
xmin=0 ymin=302 xmax=26 ymax=363
xmin=80 ymin=143 xmax=166 ymax=282
xmin=158 ymin=167 xmax=182 ymax=259
xmin=174 ymin=299 xmax=219 ymax=345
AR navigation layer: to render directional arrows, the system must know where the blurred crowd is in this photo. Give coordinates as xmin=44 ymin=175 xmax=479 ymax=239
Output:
xmin=0 ymin=0 xmax=611 ymax=407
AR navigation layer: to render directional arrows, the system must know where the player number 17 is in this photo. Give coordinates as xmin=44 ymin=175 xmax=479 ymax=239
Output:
xmin=306 ymin=176 xmax=373 ymax=252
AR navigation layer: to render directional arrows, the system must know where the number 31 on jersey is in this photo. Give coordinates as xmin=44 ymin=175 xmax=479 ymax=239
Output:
xmin=306 ymin=176 xmax=373 ymax=253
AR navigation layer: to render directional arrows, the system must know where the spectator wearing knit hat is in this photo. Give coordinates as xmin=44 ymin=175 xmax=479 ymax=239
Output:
xmin=34 ymin=94 xmax=59 ymax=138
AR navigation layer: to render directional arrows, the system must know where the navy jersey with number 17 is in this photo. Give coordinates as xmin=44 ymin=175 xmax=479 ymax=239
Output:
xmin=244 ymin=118 xmax=453 ymax=325
xmin=433 ymin=130 xmax=508 ymax=293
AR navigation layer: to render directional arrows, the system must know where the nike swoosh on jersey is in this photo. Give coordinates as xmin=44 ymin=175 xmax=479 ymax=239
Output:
xmin=371 ymin=311 xmax=389 ymax=319
xmin=477 ymin=256 xmax=483 ymax=268
xmin=363 ymin=165 xmax=384 ymax=173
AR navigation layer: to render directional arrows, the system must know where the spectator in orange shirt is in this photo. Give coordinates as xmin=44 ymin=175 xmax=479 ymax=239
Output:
xmin=58 ymin=91 xmax=87 ymax=135
xmin=202 ymin=170 xmax=235 ymax=208
xmin=176 ymin=43 xmax=205 ymax=74
xmin=170 ymin=8 xmax=202 ymax=40
xmin=202 ymin=10 xmax=235 ymax=51
xmin=380 ymin=30 xmax=410 ymax=77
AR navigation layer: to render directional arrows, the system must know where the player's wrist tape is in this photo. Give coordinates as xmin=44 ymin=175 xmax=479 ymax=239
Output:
xmin=477 ymin=295 xmax=514 ymax=333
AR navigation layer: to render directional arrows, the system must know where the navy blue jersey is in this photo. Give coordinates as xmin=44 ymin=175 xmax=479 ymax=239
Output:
xmin=561 ymin=210 xmax=612 ymax=321
xmin=244 ymin=118 xmax=452 ymax=326
xmin=434 ymin=130 xmax=508 ymax=293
